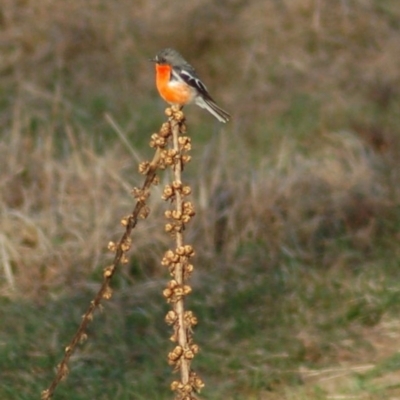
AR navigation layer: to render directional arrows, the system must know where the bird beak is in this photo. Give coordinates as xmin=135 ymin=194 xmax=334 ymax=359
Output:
xmin=149 ymin=57 xmax=157 ymax=63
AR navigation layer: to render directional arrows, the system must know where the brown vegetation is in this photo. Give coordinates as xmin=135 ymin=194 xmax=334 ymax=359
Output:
xmin=1 ymin=2 xmax=400 ymax=399
xmin=0 ymin=0 xmax=399 ymax=298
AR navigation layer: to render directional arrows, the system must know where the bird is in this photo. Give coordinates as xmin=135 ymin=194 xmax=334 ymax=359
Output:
xmin=150 ymin=48 xmax=230 ymax=123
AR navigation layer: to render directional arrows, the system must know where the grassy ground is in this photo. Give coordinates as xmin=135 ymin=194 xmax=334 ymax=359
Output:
xmin=1 ymin=0 xmax=400 ymax=399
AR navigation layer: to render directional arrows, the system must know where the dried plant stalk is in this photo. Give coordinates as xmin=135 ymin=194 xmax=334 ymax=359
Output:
xmin=41 ymin=132 xmax=164 ymax=400
xmin=41 ymin=106 xmax=204 ymax=400
xmin=161 ymin=106 xmax=204 ymax=400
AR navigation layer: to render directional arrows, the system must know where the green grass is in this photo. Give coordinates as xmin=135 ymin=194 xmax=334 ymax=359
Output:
xmin=2 ymin=248 xmax=400 ymax=399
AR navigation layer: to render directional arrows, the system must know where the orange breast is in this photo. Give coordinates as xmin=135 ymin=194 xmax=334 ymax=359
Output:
xmin=155 ymin=64 xmax=194 ymax=105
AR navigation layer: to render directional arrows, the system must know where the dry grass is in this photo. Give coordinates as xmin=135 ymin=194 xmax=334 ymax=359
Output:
xmin=0 ymin=0 xmax=399 ymax=297
xmin=2 ymin=1 xmax=399 ymax=124
xmin=2 ymin=100 xmax=398 ymax=298
xmin=195 ymin=129 xmax=399 ymax=267
xmin=0 ymin=99 xmax=170 ymax=298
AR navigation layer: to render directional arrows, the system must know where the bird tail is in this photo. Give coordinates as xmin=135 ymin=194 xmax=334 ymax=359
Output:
xmin=195 ymin=96 xmax=230 ymax=123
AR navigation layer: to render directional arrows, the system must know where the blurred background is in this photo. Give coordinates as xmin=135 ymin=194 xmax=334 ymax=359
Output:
xmin=1 ymin=0 xmax=400 ymax=399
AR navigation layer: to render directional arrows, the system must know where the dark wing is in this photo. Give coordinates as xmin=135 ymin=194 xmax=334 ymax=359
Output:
xmin=178 ymin=67 xmax=215 ymax=101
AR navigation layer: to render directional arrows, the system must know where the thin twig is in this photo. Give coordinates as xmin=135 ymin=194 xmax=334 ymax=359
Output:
xmin=41 ymin=137 xmax=162 ymax=400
